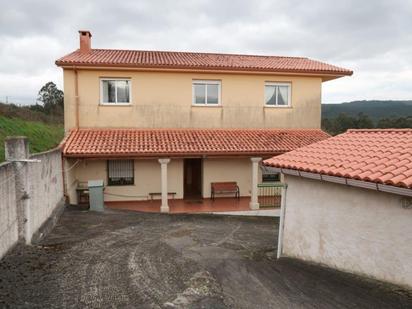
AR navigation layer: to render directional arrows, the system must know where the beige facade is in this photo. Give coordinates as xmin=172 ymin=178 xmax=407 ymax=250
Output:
xmin=66 ymin=157 xmax=262 ymax=204
xmin=63 ymin=69 xmax=322 ymax=131
xmin=280 ymin=175 xmax=412 ymax=288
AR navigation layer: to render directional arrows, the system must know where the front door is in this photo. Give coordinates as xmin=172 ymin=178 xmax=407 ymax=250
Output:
xmin=184 ymin=159 xmax=202 ymax=199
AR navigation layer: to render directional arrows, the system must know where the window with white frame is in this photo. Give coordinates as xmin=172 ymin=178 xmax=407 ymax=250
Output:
xmin=192 ymin=80 xmax=221 ymax=105
xmin=265 ymin=82 xmax=291 ymax=107
xmin=107 ymin=160 xmax=134 ymax=186
xmin=100 ymin=79 xmax=131 ymax=104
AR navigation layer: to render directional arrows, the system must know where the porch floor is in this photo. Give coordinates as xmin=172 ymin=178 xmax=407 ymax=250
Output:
xmin=106 ymin=197 xmax=279 ymax=214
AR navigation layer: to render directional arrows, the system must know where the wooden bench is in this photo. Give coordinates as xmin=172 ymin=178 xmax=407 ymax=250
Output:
xmin=148 ymin=192 xmax=176 ymax=201
xmin=211 ymin=182 xmax=240 ymax=200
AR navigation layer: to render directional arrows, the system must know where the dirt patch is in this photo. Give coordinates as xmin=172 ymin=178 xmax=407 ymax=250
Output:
xmin=0 ymin=208 xmax=411 ymax=308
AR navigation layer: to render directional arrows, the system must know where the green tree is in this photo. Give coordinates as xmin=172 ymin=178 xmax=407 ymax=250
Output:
xmin=37 ymin=82 xmax=64 ymax=115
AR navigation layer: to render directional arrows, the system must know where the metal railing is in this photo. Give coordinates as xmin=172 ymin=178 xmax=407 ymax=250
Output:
xmin=258 ymin=182 xmax=283 ymax=207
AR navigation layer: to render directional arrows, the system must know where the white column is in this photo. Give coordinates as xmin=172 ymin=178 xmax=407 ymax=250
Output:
xmin=249 ymin=157 xmax=262 ymax=210
xmin=158 ymin=158 xmax=171 ymax=213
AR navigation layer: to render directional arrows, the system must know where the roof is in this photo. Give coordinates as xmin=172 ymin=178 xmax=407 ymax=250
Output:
xmin=62 ymin=128 xmax=330 ymax=158
xmin=55 ymin=49 xmax=352 ymax=77
xmin=264 ymin=129 xmax=412 ymax=189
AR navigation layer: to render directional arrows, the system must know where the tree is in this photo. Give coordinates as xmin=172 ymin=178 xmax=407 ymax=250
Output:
xmin=37 ymin=82 xmax=64 ymax=115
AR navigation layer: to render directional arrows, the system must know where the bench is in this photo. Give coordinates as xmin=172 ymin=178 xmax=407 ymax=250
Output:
xmin=148 ymin=192 xmax=176 ymax=201
xmin=211 ymin=182 xmax=240 ymax=200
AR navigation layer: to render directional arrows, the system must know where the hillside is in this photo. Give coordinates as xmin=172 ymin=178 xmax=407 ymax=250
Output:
xmin=322 ymin=100 xmax=412 ymax=121
xmin=0 ymin=116 xmax=64 ymax=161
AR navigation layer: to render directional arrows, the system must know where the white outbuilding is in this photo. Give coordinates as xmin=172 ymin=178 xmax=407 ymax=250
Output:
xmin=264 ymin=129 xmax=412 ymax=289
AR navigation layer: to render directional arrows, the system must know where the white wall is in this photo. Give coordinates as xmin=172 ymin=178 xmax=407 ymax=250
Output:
xmin=282 ymin=175 xmax=412 ymax=288
xmin=29 ymin=149 xmax=64 ymax=236
xmin=0 ymin=162 xmax=18 ymax=259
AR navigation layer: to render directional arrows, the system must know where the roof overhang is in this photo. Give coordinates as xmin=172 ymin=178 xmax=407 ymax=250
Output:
xmin=55 ymin=63 xmax=352 ymax=81
xmin=272 ymin=167 xmax=412 ymax=197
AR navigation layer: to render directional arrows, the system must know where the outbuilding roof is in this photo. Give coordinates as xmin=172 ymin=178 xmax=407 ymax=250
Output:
xmin=55 ymin=49 xmax=352 ymax=77
xmin=264 ymin=129 xmax=412 ymax=189
xmin=62 ymin=128 xmax=330 ymax=158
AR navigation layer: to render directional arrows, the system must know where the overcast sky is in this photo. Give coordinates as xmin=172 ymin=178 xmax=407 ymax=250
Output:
xmin=1 ymin=0 xmax=411 ymax=105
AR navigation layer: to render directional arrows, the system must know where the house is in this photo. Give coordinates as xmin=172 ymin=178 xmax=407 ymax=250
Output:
xmin=264 ymin=129 xmax=412 ymax=288
xmin=56 ymin=30 xmax=352 ymax=212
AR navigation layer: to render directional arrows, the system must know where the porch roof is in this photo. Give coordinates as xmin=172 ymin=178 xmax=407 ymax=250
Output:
xmin=61 ymin=128 xmax=330 ymax=158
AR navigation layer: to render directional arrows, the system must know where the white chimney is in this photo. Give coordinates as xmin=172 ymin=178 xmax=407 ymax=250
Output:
xmin=79 ymin=30 xmax=92 ymax=53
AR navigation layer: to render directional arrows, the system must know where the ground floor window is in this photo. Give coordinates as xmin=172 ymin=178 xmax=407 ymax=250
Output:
xmin=107 ymin=160 xmax=134 ymax=186
xmin=262 ymin=173 xmax=281 ymax=182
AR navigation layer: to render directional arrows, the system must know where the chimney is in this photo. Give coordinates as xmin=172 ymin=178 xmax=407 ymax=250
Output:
xmin=79 ymin=30 xmax=92 ymax=53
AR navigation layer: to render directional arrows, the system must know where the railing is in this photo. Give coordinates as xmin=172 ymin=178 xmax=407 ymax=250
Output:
xmin=258 ymin=182 xmax=283 ymax=207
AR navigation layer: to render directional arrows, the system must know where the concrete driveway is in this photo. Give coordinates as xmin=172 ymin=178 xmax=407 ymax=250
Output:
xmin=0 ymin=208 xmax=411 ymax=308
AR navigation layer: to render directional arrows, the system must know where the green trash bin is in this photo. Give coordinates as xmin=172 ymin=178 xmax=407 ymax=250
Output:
xmin=88 ymin=180 xmax=105 ymax=212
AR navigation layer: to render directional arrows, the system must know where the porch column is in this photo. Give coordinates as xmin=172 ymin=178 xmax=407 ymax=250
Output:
xmin=158 ymin=158 xmax=171 ymax=213
xmin=249 ymin=157 xmax=262 ymax=210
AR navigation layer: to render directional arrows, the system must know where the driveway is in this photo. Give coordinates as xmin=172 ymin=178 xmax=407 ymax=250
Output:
xmin=0 ymin=208 xmax=411 ymax=308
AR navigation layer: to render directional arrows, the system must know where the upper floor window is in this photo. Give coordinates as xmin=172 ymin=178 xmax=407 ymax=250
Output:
xmin=100 ymin=78 xmax=131 ymax=104
xmin=192 ymin=80 xmax=221 ymax=105
xmin=265 ymin=82 xmax=291 ymax=107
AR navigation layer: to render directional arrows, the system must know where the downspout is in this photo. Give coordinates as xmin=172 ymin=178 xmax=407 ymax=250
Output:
xmin=277 ymin=183 xmax=288 ymax=259
xmin=74 ymin=67 xmax=80 ymax=128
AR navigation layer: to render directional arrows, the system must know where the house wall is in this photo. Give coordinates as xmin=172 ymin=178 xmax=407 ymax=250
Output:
xmin=282 ymin=175 xmax=412 ymax=288
xmin=202 ymin=158 xmax=261 ymax=198
xmin=73 ymin=158 xmax=184 ymax=202
xmin=63 ymin=69 xmax=322 ymax=131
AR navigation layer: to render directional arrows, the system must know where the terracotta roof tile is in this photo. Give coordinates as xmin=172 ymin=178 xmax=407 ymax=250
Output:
xmin=55 ymin=49 xmax=352 ymax=76
xmin=62 ymin=128 xmax=330 ymax=158
xmin=264 ymin=129 xmax=412 ymax=189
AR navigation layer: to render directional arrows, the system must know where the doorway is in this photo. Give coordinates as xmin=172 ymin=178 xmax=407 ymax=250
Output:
xmin=184 ymin=158 xmax=202 ymax=199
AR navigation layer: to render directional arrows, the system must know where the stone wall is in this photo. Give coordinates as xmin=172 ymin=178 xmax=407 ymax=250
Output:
xmin=0 ymin=138 xmax=65 ymax=259
xmin=28 ymin=148 xmax=65 ymax=241
xmin=0 ymin=162 xmax=18 ymax=259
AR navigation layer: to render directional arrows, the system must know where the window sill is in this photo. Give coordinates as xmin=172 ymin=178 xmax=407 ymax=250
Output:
xmin=264 ymin=105 xmax=292 ymax=109
xmin=99 ymin=103 xmax=132 ymax=107
xmin=191 ymin=104 xmax=222 ymax=108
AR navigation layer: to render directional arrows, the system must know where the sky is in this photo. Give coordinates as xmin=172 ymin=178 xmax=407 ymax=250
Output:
xmin=1 ymin=0 xmax=411 ymax=105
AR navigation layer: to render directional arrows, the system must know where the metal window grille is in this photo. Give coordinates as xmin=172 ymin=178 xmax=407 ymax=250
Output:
xmin=107 ymin=160 xmax=134 ymax=186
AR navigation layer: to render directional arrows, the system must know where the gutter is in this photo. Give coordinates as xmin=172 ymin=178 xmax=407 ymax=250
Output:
xmin=270 ymin=168 xmax=412 ymax=197
xmin=55 ymin=63 xmax=352 ymax=79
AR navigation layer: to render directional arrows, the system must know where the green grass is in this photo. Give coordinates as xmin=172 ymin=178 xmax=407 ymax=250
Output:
xmin=0 ymin=116 xmax=64 ymax=162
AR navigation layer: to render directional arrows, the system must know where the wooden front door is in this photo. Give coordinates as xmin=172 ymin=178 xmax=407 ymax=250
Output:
xmin=184 ymin=159 xmax=202 ymax=199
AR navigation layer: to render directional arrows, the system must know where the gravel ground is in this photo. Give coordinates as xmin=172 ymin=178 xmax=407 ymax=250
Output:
xmin=0 ymin=207 xmax=411 ymax=308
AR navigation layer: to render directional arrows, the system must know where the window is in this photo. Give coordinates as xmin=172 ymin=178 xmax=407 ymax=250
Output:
xmin=262 ymin=173 xmax=281 ymax=182
xmin=192 ymin=80 xmax=221 ymax=105
xmin=107 ymin=160 xmax=134 ymax=186
xmin=265 ymin=82 xmax=291 ymax=107
xmin=101 ymin=79 xmax=131 ymax=104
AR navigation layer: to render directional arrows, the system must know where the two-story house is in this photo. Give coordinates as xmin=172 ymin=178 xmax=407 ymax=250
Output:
xmin=57 ymin=30 xmax=352 ymax=213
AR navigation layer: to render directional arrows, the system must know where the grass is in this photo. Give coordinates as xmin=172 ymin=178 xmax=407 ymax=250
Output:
xmin=0 ymin=116 xmax=64 ymax=162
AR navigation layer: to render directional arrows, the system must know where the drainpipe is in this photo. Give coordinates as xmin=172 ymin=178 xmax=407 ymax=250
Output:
xmin=74 ymin=67 xmax=79 ymax=128
xmin=277 ymin=183 xmax=288 ymax=258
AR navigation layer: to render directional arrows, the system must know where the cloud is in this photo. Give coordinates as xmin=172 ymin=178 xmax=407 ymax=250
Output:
xmin=0 ymin=0 xmax=411 ymax=104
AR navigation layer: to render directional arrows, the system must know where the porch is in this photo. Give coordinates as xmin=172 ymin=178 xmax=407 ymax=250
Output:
xmin=106 ymin=196 xmax=280 ymax=214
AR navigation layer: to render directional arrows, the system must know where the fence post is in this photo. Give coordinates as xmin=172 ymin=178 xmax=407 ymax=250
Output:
xmin=5 ymin=136 xmax=31 ymax=244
